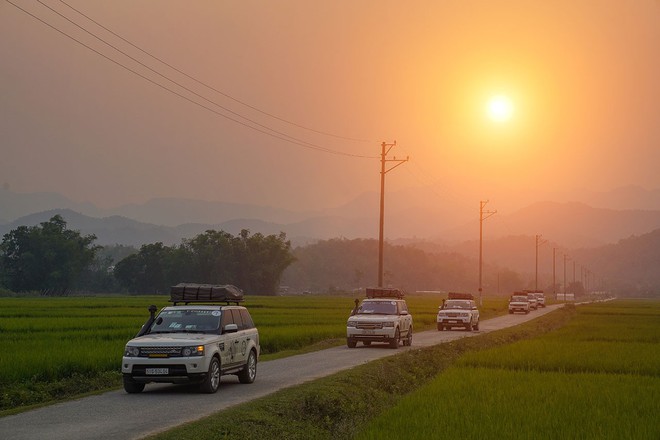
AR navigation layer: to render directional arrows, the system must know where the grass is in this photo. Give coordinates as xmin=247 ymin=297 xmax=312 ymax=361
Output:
xmin=354 ymin=299 xmax=660 ymax=440
xmin=146 ymin=303 xmax=577 ymax=440
xmin=0 ymin=292 xmax=506 ymax=413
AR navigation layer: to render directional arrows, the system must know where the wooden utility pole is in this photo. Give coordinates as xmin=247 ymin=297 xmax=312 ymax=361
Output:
xmin=378 ymin=141 xmax=408 ymax=287
xmin=478 ymin=200 xmax=496 ymax=306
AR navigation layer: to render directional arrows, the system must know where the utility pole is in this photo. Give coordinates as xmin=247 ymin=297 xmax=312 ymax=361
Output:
xmin=377 ymin=141 xmax=408 ymax=287
xmin=479 ymin=200 xmax=497 ymax=306
xmin=563 ymin=253 xmax=571 ymax=298
xmin=552 ymin=247 xmax=557 ymax=297
xmin=535 ymin=234 xmax=547 ymax=291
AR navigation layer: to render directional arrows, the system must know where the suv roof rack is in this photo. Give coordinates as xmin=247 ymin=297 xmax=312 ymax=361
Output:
xmin=365 ymin=287 xmax=404 ymax=299
xmin=170 ymin=283 xmax=244 ymax=305
xmin=447 ymin=292 xmax=474 ymax=300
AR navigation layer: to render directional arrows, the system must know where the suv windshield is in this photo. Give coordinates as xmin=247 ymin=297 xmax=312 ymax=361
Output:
xmin=443 ymin=300 xmax=472 ymax=310
xmin=358 ymin=301 xmax=397 ymax=315
xmin=149 ymin=309 xmax=221 ymax=334
xmin=511 ymin=296 xmax=528 ymax=302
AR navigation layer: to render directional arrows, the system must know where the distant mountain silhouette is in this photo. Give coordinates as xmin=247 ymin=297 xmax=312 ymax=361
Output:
xmin=442 ymin=201 xmax=660 ymax=247
xmin=1 ymin=190 xmax=659 ymax=248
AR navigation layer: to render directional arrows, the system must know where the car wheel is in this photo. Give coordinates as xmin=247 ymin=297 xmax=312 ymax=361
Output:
xmin=347 ymin=338 xmax=357 ymax=348
xmin=389 ymin=328 xmax=400 ymax=349
xmin=508 ymin=310 xmax=513 ymax=314
xmin=123 ymin=375 xmax=145 ymax=394
xmin=404 ymin=327 xmax=413 ymax=346
xmin=200 ymin=356 xmax=221 ymax=393
xmin=437 ymin=323 xmax=443 ymax=331
xmin=474 ymin=320 xmax=479 ymax=331
xmin=238 ymin=350 xmax=257 ymax=384
xmin=465 ymin=324 xmax=472 ymax=331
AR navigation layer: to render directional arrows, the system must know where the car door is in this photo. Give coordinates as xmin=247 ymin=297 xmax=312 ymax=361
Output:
xmin=228 ymin=308 xmax=248 ymax=367
xmin=219 ymin=308 xmax=240 ymax=368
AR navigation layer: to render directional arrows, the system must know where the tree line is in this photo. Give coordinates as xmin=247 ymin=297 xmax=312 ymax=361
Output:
xmin=0 ymin=216 xmax=295 ymax=296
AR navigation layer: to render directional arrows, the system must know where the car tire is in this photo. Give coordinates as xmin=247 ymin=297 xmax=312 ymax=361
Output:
xmin=347 ymin=338 xmax=357 ymax=348
xmin=465 ymin=324 xmax=472 ymax=331
xmin=389 ymin=328 xmax=400 ymax=349
xmin=238 ymin=350 xmax=257 ymax=384
xmin=200 ymin=356 xmax=221 ymax=393
xmin=474 ymin=320 xmax=479 ymax=331
xmin=437 ymin=323 xmax=443 ymax=331
xmin=123 ymin=375 xmax=145 ymax=394
xmin=404 ymin=327 xmax=413 ymax=346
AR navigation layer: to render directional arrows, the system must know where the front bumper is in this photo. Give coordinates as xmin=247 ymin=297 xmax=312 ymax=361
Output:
xmin=122 ymin=356 xmax=211 ymax=383
xmin=347 ymin=328 xmax=396 ymax=341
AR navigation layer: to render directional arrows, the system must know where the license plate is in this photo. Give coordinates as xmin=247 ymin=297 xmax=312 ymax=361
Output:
xmin=449 ymin=320 xmax=458 ymax=324
xmin=362 ymin=330 xmax=375 ymax=335
xmin=146 ymin=368 xmax=168 ymax=375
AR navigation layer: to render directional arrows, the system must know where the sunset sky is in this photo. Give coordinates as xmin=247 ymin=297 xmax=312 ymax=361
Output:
xmin=1 ymin=0 xmax=659 ymax=215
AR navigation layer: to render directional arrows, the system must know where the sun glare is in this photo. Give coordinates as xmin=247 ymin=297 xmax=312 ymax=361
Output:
xmin=487 ymin=95 xmax=514 ymax=122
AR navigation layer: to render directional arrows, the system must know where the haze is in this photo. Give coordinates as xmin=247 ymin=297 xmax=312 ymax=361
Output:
xmin=1 ymin=0 xmax=659 ymax=217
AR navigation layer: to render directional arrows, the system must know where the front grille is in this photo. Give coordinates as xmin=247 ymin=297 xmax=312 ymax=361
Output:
xmin=139 ymin=346 xmax=183 ymax=358
xmin=357 ymin=322 xmax=383 ymax=330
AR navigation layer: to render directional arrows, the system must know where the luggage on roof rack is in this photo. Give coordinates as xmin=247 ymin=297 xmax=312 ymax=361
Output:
xmin=170 ymin=283 xmax=244 ymax=305
xmin=365 ymin=287 xmax=404 ymax=299
xmin=447 ymin=292 xmax=474 ymax=300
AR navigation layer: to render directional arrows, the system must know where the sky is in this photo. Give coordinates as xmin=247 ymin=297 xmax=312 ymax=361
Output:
xmin=1 ymin=0 xmax=659 ymax=215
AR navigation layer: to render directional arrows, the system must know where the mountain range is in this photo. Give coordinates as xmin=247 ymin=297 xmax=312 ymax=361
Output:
xmin=1 ymin=187 xmax=659 ymax=249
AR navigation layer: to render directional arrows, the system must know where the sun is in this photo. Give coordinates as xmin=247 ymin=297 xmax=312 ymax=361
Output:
xmin=486 ymin=95 xmax=514 ymax=122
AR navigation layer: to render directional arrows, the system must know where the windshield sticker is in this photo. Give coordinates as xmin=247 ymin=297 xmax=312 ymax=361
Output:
xmin=212 ymin=311 xmax=221 ymax=316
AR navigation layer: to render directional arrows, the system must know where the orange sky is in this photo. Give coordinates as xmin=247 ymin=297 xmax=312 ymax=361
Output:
xmin=1 ymin=0 xmax=659 ymax=216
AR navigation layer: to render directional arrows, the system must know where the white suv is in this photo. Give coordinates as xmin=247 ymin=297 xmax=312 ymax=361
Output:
xmin=122 ymin=284 xmax=259 ymax=394
xmin=437 ymin=293 xmax=480 ymax=331
xmin=508 ymin=293 xmax=531 ymax=314
xmin=347 ymin=288 xmax=413 ymax=349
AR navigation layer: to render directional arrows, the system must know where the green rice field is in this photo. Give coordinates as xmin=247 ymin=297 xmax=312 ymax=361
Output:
xmin=0 ymin=292 xmax=505 ymax=412
xmin=354 ymin=299 xmax=660 ymax=440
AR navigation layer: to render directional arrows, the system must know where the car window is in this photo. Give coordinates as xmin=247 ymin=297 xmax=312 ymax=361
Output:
xmin=240 ymin=309 xmax=254 ymax=329
xmin=231 ymin=309 xmax=245 ymax=330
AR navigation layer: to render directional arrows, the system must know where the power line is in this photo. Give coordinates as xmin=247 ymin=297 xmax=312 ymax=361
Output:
xmin=6 ymin=0 xmax=377 ymax=159
xmin=57 ymin=0 xmax=370 ymax=143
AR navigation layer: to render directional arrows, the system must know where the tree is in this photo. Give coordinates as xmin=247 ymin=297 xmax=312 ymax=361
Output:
xmin=0 ymin=215 xmax=99 ymax=294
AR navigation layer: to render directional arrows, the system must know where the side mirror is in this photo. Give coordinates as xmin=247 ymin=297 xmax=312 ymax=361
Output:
xmin=400 ymin=310 xmax=408 ymax=315
xmin=223 ymin=323 xmax=239 ymax=334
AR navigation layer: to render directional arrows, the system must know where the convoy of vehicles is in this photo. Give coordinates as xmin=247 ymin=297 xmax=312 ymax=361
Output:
xmin=346 ymin=287 xmax=413 ymax=349
xmin=122 ymin=283 xmax=548 ymax=394
xmin=436 ymin=292 xmax=480 ymax=331
xmin=122 ymin=283 xmax=260 ymax=394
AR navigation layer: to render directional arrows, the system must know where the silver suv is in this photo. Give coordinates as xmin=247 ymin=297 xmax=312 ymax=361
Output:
xmin=347 ymin=288 xmax=413 ymax=349
xmin=122 ymin=284 xmax=259 ymax=394
xmin=437 ymin=293 xmax=480 ymax=331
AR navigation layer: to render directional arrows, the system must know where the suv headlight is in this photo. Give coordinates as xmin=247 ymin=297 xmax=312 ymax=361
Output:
xmin=347 ymin=320 xmax=357 ymax=327
xmin=124 ymin=346 xmax=140 ymax=357
xmin=382 ymin=321 xmax=395 ymax=328
xmin=182 ymin=345 xmax=205 ymax=357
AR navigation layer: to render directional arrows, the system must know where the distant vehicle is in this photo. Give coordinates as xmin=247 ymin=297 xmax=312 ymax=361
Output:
xmin=122 ymin=283 xmax=259 ymax=394
xmin=346 ymin=287 xmax=413 ymax=349
xmin=525 ymin=291 xmax=538 ymax=310
xmin=437 ymin=292 xmax=480 ymax=331
xmin=508 ymin=293 xmax=531 ymax=314
xmin=532 ymin=290 xmax=546 ymax=308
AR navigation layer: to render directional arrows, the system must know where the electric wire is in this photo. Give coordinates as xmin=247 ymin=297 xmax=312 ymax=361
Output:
xmin=58 ymin=0 xmax=370 ymax=143
xmin=6 ymin=0 xmax=377 ymax=159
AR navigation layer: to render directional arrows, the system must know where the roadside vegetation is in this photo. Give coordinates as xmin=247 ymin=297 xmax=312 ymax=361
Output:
xmin=145 ymin=300 xmax=658 ymax=440
xmin=147 ymin=302 xmax=578 ymax=440
xmin=0 ymin=292 xmax=505 ymax=413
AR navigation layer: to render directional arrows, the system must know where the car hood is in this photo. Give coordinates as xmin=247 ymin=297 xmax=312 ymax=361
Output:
xmin=127 ymin=333 xmax=218 ymax=346
xmin=350 ymin=314 xmax=399 ymax=322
